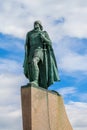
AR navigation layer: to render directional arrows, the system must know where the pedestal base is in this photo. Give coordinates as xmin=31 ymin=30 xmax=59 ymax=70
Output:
xmin=21 ymin=84 xmax=73 ymax=130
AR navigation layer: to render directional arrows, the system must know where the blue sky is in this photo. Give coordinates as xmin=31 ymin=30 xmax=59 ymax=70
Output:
xmin=0 ymin=0 xmax=87 ymax=130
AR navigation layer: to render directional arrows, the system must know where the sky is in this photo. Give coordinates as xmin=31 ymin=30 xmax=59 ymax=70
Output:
xmin=0 ymin=0 xmax=87 ymax=130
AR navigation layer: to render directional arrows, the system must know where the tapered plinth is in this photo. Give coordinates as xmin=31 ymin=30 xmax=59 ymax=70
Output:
xmin=21 ymin=84 xmax=73 ymax=130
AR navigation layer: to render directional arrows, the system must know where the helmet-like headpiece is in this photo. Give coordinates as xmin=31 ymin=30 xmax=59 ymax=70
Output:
xmin=34 ymin=20 xmax=43 ymax=30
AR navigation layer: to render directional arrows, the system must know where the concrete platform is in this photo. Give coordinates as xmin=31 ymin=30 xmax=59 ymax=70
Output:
xmin=21 ymin=84 xmax=73 ymax=130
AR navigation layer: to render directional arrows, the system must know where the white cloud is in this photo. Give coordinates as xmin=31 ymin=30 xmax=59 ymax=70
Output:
xmin=60 ymin=53 xmax=87 ymax=74
xmin=0 ymin=73 xmax=22 ymax=130
xmin=0 ymin=64 xmax=27 ymax=130
xmin=52 ymin=37 xmax=87 ymax=76
xmin=0 ymin=73 xmax=27 ymax=105
xmin=65 ymin=102 xmax=87 ymax=130
xmin=0 ymin=105 xmax=22 ymax=130
xmin=0 ymin=58 xmax=27 ymax=130
xmin=58 ymin=87 xmax=77 ymax=97
xmin=0 ymin=58 xmax=28 ymax=106
xmin=60 ymin=54 xmax=87 ymax=73
xmin=0 ymin=0 xmax=87 ymax=39
xmin=0 ymin=59 xmax=22 ymax=74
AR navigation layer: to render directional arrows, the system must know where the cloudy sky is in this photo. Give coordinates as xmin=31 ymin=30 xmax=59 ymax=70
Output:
xmin=0 ymin=0 xmax=87 ymax=130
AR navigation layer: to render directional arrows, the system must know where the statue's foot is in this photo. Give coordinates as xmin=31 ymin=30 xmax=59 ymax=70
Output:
xmin=30 ymin=81 xmax=38 ymax=87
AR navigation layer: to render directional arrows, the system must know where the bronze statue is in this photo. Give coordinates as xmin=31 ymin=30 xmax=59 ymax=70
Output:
xmin=23 ymin=20 xmax=60 ymax=88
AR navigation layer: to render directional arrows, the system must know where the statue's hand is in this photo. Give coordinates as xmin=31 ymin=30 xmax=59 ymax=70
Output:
xmin=39 ymin=33 xmax=45 ymax=41
xmin=39 ymin=32 xmax=51 ymax=45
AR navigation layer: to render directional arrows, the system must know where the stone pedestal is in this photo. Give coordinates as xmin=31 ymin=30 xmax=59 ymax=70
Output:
xmin=21 ymin=84 xmax=73 ymax=130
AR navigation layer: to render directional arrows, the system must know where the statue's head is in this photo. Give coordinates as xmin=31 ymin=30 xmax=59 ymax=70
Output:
xmin=34 ymin=20 xmax=43 ymax=30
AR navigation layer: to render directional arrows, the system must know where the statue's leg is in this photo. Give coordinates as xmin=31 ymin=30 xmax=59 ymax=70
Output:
xmin=31 ymin=57 xmax=40 ymax=86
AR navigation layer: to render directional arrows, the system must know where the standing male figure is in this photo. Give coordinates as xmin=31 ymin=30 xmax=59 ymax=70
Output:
xmin=23 ymin=20 xmax=60 ymax=89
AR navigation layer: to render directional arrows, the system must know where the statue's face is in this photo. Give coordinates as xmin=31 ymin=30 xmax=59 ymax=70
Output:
xmin=34 ymin=22 xmax=40 ymax=30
